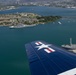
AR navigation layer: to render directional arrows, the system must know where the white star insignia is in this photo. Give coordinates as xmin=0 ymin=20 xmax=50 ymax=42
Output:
xmin=36 ymin=44 xmax=51 ymax=50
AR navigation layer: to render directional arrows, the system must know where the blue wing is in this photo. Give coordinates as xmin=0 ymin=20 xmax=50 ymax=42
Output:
xmin=25 ymin=41 xmax=76 ymax=75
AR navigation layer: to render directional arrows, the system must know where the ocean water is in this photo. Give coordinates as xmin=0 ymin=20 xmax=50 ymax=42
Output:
xmin=0 ymin=6 xmax=76 ymax=75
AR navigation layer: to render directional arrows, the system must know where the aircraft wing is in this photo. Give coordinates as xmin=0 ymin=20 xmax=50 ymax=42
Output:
xmin=25 ymin=41 xmax=76 ymax=75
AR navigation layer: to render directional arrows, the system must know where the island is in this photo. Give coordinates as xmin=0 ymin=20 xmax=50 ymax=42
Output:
xmin=0 ymin=13 xmax=61 ymax=28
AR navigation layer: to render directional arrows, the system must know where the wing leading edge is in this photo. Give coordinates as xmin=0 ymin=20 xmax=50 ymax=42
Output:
xmin=25 ymin=41 xmax=76 ymax=75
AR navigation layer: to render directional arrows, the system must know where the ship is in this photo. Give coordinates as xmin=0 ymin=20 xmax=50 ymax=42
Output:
xmin=9 ymin=24 xmax=36 ymax=28
xmin=61 ymin=38 xmax=76 ymax=53
xmin=9 ymin=24 xmax=26 ymax=28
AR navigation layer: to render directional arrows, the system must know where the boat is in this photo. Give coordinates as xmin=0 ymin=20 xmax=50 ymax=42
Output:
xmin=58 ymin=21 xmax=62 ymax=24
xmin=9 ymin=24 xmax=26 ymax=28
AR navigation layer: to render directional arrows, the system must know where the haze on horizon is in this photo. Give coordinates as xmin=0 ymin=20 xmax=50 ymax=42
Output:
xmin=0 ymin=0 xmax=74 ymax=3
xmin=0 ymin=0 xmax=75 ymax=6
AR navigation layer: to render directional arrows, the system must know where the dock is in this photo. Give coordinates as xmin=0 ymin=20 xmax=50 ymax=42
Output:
xmin=61 ymin=38 xmax=76 ymax=53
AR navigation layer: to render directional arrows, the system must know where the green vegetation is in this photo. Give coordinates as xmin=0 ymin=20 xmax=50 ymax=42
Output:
xmin=23 ymin=15 xmax=61 ymax=25
xmin=36 ymin=16 xmax=61 ymax=23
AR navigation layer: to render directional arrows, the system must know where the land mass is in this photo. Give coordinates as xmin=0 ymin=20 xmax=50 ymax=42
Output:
xmin=0 ymin=0 xmax=76 ymax=9
xmin=0 ymin=13 xmax=61 ymax=28
xmin=0 ymin=6 xmax=18 ymax=11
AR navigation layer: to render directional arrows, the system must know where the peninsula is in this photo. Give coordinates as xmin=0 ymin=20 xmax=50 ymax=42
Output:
xmin=0 ymin=13 xmax=61 ymax=28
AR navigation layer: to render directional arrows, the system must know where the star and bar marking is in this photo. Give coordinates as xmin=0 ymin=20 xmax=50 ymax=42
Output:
xmin=35 ymin=41 xmax=55 ymax=53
